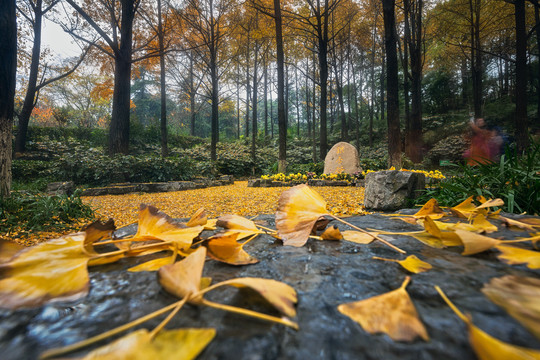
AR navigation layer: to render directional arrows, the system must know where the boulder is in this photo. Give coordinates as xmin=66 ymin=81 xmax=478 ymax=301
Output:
xmin=364 ymin=170 xmax=425 ymax=211
xmin=46 ymin=181 xmax=74 ymax=196
xmin=323 ymin=142 xmax=361 ymax=174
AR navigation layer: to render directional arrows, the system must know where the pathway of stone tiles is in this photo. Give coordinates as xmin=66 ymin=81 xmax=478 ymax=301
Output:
xmin=82 ymin=181 xmax=367 ymax=228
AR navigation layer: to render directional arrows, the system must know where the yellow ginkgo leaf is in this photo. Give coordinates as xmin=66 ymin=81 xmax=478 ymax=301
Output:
xmin=476 ymin=198 xmax=504 ymax=210
xmin=0 ymin=233 xmax=92 ymax=309
xmin=338 ymin=277 xmax=429 ymax=342
xmin=128 ymin=255 xmax=176 ymax=272
xmin=482 ymin=275 xmax=540 ymax=341
xmin=320 ymin=225 xmax=343 ymax=240
xmin=204 ymin=219 xmax=218 ymax=231
xmin=342 ymin=230 xmax=377 ymax=244
xmin=275 ymin=184 xmax=329 ymax=247
xmin=450 ymin=196 xmax=477 ymax=218
xmin=436 ymin=285 xmax=540 ymax=360
xmin=216 ymin=214 xmax=264 ymax=240
xmin=186 ymin=208 xmax=207 ymax=227
xmin=500 ymin=216 xmax=536 ymax=232
xmin=0 ymin=240 xmax=23 ymax=264
xmin=158 ymin=247 xmax=206 ymax=304
xmin=373 ymin=255 xmax=432 ymax=274
xmin=411 ymin=232 xmax=446 ymax=248
xmin=82 ymin=219 xmax=116 ymax=254
xmin=413 ymin=198 xmax=445 ymax=219
xmin=455 ymin=229 xmax=501 ymax=255
xmin=418 ymin=218 xmax=462 ymax=246
xmin=205 ymin=233 xmax=259 ymax=265
xmin=214 ymin=277 xmax=297 ymax=318
xmin=495 ymin=245 xmax=540 ymax=269
xmin=72 ymin=328 xmax=216 ymax=360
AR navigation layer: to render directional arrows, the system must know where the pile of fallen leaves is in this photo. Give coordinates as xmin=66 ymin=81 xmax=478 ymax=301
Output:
xmin=1 ymin=184 xmax=540 ymax=359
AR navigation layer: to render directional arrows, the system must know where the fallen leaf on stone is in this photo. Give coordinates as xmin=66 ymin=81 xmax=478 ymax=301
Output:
xmin=0 ymin=233 xmax=93 ymax=309
xmin=342 ymin=230 xmax=377 ymax=244
xmin=186 ymin=208 xmax=207 ymax=227
xmin=205 ymin=232 xmax=259 ymax=265
xmin=450 ymin=196 xmax=477 ymax=219
xmin=495 ymin=245 xmax=540 ymax=269
xmin=320 ymin=225 xmax=343 ymax=240
xmin=373 ymin=255 xmax=432 ymax=273
xmin=456 ymin=230 xmax=501 ymax=255
xmin=519 ymin=218 xmax=540 ymax=227
xmin=82 ymin=219 xmax=116 ymax=254
xmin=482 ymin=275 xmax=540 ymax=341
xmin=275 ymin=184 xmax=329 ymax=247
xmin=413 ymin=199 xmax=445 ymax=219
xmin=338 ymin=276 xmax=429 ymax=342
xmin=500 ymin=216 xmax=536 ymax=232
xmin=216 ymin=214 xmax=264 ymax=240
xmin=449 ymin=214 xmax=498 ymax=234
xmin=71 ymin=328 xmax=216 ymax=360
xmin=436 ymin=285 xmax=540 ymax=360
xmin=128 ymin=254 xmax=177 ymax=272
xmin=476 ymin=198 xmax=504 ymax=210
xmin=204 ymin=219 xmax=218 ymax=231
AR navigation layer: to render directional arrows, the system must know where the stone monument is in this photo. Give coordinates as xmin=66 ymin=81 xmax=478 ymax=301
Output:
xmin=323 ymin=142 xmax=361 ymax=174
xmin=364 ymin=170 xmax=425 ymax=210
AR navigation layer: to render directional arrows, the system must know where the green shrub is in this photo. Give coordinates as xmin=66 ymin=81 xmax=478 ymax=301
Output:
xmin=0 ymin=190 xmax=95 ymax=236
xmin=417 ymin=139 xmax=540 ymax=214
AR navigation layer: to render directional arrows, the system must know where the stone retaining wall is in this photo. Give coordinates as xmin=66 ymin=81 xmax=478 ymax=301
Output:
xmin=248 ymin=179 xmax=365 ymax=188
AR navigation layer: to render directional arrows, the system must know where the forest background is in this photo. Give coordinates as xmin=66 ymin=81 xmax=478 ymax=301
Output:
xmin=0 ymin=0 xmax=539 ymax=213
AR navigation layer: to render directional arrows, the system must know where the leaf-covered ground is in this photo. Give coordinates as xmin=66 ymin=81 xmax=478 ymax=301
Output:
xmin=83 ymin=181 xmax=367 ymax=228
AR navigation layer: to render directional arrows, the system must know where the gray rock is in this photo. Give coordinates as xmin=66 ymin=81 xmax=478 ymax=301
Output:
xmin=323 ymin=142 xmax=362 ymax=175
xmin=46 ymin=181 xmax=74 ymax=196
xmin=248 ymin=179 xmax=261 ymax=187
xmin=364 ymin=170 xmax=425 ymax=211
xmin=1 ymin=213 xmax=539 ymax=359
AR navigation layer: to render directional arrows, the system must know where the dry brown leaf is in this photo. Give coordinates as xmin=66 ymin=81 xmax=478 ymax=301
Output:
xmin=320 ymin=225 xmax=343 ymax=240
xmin=275 ymin=185 xmax=328 ymax=247
xmin=373 ymin=255 xmax=432 ymax=274
xmin=482 ymin=275 xmax=540 ymax=341
xmin=342 ymin=230 xmax=377 ymax=244
xmin=158 ymin=246 xmax=206 ymax=304
xmin=495 ymin=245 xmax=540 ymax=269
xmin=413 ymin=199 xmax=445 ymax=219
xmin=205 ymin=233 xmax=259 ymax=265
xmin=72 ymin=328 xmax=216 ymax=360
xmin=0 ymin=233 xmax=92 ymax=309
xmin=436 ymin=285 xmax=540 ymax=360
xmin=338 ymin=277 xmax=429 ymax=342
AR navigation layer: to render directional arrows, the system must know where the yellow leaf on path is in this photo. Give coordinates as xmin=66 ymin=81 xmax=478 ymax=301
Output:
xmin=205 ymin=233 xmax=259 ymax=265
xmin=436 ymin=285 xmax=540 ymax=360
xmin=455 ymin=230 xmax=501 ymax=255
xmin=0 ymin=240 xmax=24 ymax=264
xmin=320 ymin=225 xmax=343 ymax=240
xmin=417 ymin=217 xmax=461 ymax=247
xmin=450 ymin=196 xmax=477 ymax=218
xmin=411 ymin=232 xmax=446 ymax=248
xmin=74 ymin=328 xmax=216 ymax=360
xmin=413 ymin=199 xmax=445 ymax=219
xmin=128 ymin=255 xmax=176 ymax=272
xmin=215 ymin=277 xmax=297 ymax=318
xmin=276 ymin=185 xmax=328 ymax=247
xmin=342 ymin=230 xmax=377 ymax=244
xmin=186 ymin=208 xmax=207 ymax=227
xmin=500 ymin=216 xmax=536 ymax=232
xmin=495 ymin=245 xmax=540 ymax=269
xmin=338 ymin=277 xmax=429 ymax=342
xmin=482 ymin=275 xmax=540 ymax=341
xmin=476 ymin=198 xmax=504 ymax=210
xmin=158 ymin=247 xmax=206 ymax=304
xmin=216 ymin=214 xmax=264 ymax=240
xmin=373 ymin=255 xmax=432 ymax=274
xmin=0 ymin=233 xmax=91 ymax=309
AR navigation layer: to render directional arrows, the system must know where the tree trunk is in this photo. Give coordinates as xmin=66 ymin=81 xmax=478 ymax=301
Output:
xmin=108 ymin=0 xmax=135 ymax=155
xmin=245 ymin=34 xmax=251 ymax=139
xmin=295 ymin=66 xmax=300 ymax=137
xmin=470 ymin=0 xmax=483 ymax=118
xmin=0 ymin=0 xmax=16 ymax=197
xmin=158 ymin=0 xmax=168 ymax=157
xmin=514 ymin=0 xmax=529 ymax=152
xmin=274 ymin=0 xmax=287 ymax=173
xmin=408 ymin=0 xmax=423 ymax=163
xmin=382 ymin=0 xmax=402 ymax=168
xmin=319 ymin=39 xmax=329 ymax=161
xmin=263 ymin=51 xmax=268 ymax=137
xmin=251 ymin=41 xmax=259 ymax=163
xmin=15 ymin=0 xmax=43 ymax=154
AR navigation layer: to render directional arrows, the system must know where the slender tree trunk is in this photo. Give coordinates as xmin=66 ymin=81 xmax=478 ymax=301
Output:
xmin=251 ymin=41 xmax=259 ymax=163
xmin=108 ymin=0 xmax=135 ymax=155
xmin=408 ymin=0 xmax=423 ymax=163
xmin=470 ymin=0 xmax=483 ymax=118
xmin=274 ymin=0 xmax=287 ymax=172
xmin=382 ymin=0 xmax=402 ymax=168
xmin=535 ymin=4 xmax=540 ymax=123
xmin=515 ymin=0 xmax=529 ymax=152
xmin=312 ymin=54 xmax=318 ymax=162
xmin=15 ymin=0 xmax=43 ymax=154
xmin=295 ymin=66 xmax=300 ymax=137
xmin=190 ymin=52 xmax=197 ymax=137
xmin=210 ymin=58 xmax=219 ymax=161
xmin=264 ymin=51 xmax=268 ymax=137
xmin=157 ymin=0 xmax=168 ymax=157
xmin=319 ymin=39 xmax=329 ymax=160
xmin=305 ymin=59 xmax=312 ymax=139
xmin=335 ymin=64 xmax=348 ymax=142
xmin=245 ymin=35 xmax=251 ymax=139
xmin=0 ymin=0 xmax=16 ymax=197
xmin=236 ymin=61 xmax=240 ymax=138
xmin=369 ymin=20 xmax=376 ymax=147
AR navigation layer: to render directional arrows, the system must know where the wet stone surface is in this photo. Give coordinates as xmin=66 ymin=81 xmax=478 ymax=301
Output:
xmin=1 ymin=211 xmax=540 ymax=360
